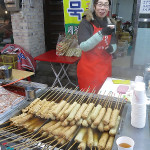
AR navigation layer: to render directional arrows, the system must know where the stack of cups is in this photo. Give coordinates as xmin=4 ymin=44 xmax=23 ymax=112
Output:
xmin=131 ymin=81 xmax=147 ymax=128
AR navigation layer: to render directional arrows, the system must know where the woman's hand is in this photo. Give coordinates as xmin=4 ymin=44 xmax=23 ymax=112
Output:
xmin=105 ymin=45 xmax=114 ymax=53
xmin=101 ymin=27 xmax=115 ymax=35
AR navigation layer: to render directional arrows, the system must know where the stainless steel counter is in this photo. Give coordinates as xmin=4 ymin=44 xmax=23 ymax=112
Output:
xmin=113 ymin=103 xmax=150 ymax=150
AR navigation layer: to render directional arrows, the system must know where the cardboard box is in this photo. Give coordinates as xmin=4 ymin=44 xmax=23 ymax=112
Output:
xmin=0 ymin=54 xmax=18 ymax=69
xmin=120 ymin=36 xmax=132 ymax=43
xmin=121 ymin=32 xmax=130 ymax=36
xmin=3 ymin=54 xmax=18 ymax=63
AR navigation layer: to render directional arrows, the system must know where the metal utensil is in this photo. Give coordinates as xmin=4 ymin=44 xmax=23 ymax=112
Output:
xmin=25 ymin=86 xmax=36 ymax=101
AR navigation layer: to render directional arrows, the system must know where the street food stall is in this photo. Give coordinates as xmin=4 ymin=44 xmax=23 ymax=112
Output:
xmin=0 ymin=0 xmax=150 ymax=149
xmin=0 ymin=80 xmax=149 ymax=150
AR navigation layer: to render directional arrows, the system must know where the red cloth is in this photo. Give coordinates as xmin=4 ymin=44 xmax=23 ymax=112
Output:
xmin=77 ymin=24 xmax=112 ymax=93
xmin=1 ymin=44 xmax=36 ymax=72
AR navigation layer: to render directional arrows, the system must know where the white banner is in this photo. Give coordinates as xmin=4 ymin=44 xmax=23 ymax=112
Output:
xmin=139 ymin=0 xmax=150 ymax=14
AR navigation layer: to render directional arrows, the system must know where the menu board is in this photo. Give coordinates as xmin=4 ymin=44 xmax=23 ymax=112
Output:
xmin=139 ymin=0 xmax=150 ymax=14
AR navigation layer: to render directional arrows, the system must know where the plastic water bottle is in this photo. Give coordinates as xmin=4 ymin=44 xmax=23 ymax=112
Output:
xmin=144 ymin=63 xmax=150 ymax=98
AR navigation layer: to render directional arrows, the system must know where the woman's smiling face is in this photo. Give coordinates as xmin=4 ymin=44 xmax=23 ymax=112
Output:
xmin=94 ymin=0 xmax=110 ymax=19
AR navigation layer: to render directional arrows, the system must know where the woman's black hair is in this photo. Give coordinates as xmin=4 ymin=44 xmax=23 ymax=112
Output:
xmin=94 ymin=0 xmax=111 ymax=6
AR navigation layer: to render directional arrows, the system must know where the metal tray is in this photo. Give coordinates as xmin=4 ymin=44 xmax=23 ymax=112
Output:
xmin=0 ymin=87 xmax=128 ymax=149
xmin=0 ymin=80 xmax=48 ymax=124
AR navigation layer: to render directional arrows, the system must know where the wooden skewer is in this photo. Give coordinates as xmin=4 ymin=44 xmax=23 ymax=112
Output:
xmin=0 ymin=127 xmax=24 ymax=138
xmin=27 ymin=135 xmax=54 ymax=150
xmin=105 ymin=92 xmax=113 ymax=108
xmin=0 ymin=128 xmax=27 ymax=143
xmin=98 ymin=90 xmax=106 ymax=105
xmin=29 ymin=143 xmax=45 ymax=150
xmin=86 ymin=91 xmax=96 ymax=104
xmin=0 ymin=124 xmax=14 ymax=131
xmin=72 ymin=89 xmax=85 ymax=104
xmin=12 ymin=129 xmax=42 ymax=148
xmin=20 ymin=134 xmax=47 ymax=150
xmin=57 ymin=141 xmax=69 ymax=150
xmin=114 ymin=93 xmax=122 ymax=110
xmin=42 ymin=86 xmax=59 ymax=101
xmin=49 ymin=136 xmax=66 ymax=150
xmin=43 ymin=137 xmax=59 ymax=150
xmin=115 ymin=94 xmax=120 ymax=109
xmin=50 ymin=141 xmax=60 ymax=150
xmin=76 ymin=90 xmax=88 ymax=104
xmin=107 ymin=93 xmax=115 ymax=108
xmin=106 ymin=93 xmax=112 ymax=108
xmin=94 ymin=93 xmax=101 ymax=105
xmin=103 ymin=92 xmax=113 ymax=107
xmin=0 ymin=126 xmax=17 ymax=133
xmin=49 ymin=88 xmax=69 ymax=102
xmin=68 ymin=89 xmax=83 ymax=104
xmin=46 ymin=86 xmax=65 ymax=101
xmin=119 ymin=98 xmax=126 ymax=111
xmin=77 ymin=88 xmax=91 ymax=104
xmin=85 ymin=88 xmax=96 ymax=104
xmin=68 ymin=141 xmax=77 ymax=150
xmin=4 ymin=130 xmax=30 ymax=144
xmin=65 ymin=87 xmax=79 ymax=103
xmin=39 ymin=86 xmax=57 ymax=100
xmin=0 ymin=120 xmax=11 ymax=126
xmin=28 ymin=139 xmax=47 ymax=150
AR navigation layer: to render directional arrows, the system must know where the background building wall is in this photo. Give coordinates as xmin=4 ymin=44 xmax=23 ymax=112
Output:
xmin=10 ymin=0 xmax=45 ymax=57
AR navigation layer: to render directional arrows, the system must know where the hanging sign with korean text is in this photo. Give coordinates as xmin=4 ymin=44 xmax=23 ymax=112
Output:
xmin=63 ymin=0 xmax=90 ymax=34
xmin=139 ymin=0 xmax=150 ymax=14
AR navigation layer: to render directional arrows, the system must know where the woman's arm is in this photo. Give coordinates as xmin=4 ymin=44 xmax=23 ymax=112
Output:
xmin=78 ymin=19 xmax=103 ymax=52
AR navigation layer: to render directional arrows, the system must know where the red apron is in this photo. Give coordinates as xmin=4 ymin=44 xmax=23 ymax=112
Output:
xmin=77 ymin=24 xmax=112 ymax=93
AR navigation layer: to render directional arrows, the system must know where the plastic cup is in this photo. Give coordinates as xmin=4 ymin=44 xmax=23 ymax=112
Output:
xmin=116 ymin=136 xmax=135 ymax=150
xmin=135 ymin=76 xmax=143 ymax=83
xmin=132 ymin=93 xmax=147 ymax=104
xmin=134 ymin=82 xmax=145 ymax=90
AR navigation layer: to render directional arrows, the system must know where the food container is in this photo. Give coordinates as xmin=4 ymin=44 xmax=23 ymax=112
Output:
xmin=25 ymin=86 xmax=36 ymax=101
xmin=0 ymin=65 xmax=12 ymax=79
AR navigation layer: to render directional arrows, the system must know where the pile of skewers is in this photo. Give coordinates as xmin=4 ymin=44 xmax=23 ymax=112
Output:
xmin=72 ymin=127 xmax=114 ymax=150
xmin=0 ymin=86 xmax=125 ymax=149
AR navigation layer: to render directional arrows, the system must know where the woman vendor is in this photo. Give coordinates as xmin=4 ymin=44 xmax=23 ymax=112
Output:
xmin=77 ymin=0 xmax=117 ymax=93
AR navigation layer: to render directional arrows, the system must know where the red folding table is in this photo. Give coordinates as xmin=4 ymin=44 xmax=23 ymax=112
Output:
xmin=34 ymin=50 xmax=80 ymax=87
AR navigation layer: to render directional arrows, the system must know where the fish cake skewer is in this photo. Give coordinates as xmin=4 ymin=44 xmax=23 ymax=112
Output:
xmin=64 ymin=125 xmax=78 ymax=140
xmin=98 ymin=132 xmax=109 ymax=149
xmin=67 ymin=103 xmax=81 ymax=122
xmin=52 ymin=100 xmax=67 ymax=116
xmin=82 ymin=103 xmax=95 ymax=119
xmin=109 ymin=116 xmax=121 ymax=136
xmin=78 ymin=133 xmax=87 ymax=150
xmin=87 ymin=127 xmax=94 ymax=149
xmin=109 ymin=109 xmax=120 ymax=128
xmin=105 ymin=136 xmax=115 ymax=150
xmin=103 ymin=107 xmax=112 ymax=125
xmin=93 ymin=107 xmax=106 ymax=126
xmin=90 ymin=104 xmax=102 ymax=121
xmin=74 ymin=127 xmax=87 ymax=143
xmin=75 ymin=103 xmax=88 ymax=121
xmin=93 ymin=129 xmax=99 ymax=147
xmin=64 ymin=102 xmax=77 ymax=117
